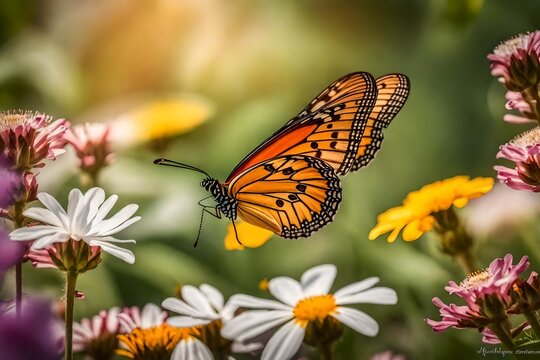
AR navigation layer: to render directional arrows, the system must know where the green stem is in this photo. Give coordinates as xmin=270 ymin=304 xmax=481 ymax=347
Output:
xmin=489 ymin=321 xmax=516 ymax=353
xmin=523 ymin=310 xmax=540 ymax=339
xmin=64 ymin=271 xmax=78 ymax=360
xmin=318 ymin=342 xmax=333 ymax=360
xmin=454 ymin=251 xmax=477 ymax=275
xmin=15 ymin=262 xmax=22 ymax=319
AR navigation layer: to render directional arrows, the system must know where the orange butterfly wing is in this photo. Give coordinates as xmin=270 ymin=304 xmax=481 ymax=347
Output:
xmin=228 ymin=155 xmax=342 ymax=238
xmin=351 ymin=73 xmax=410 ymax=172
xmin=226 ymin=72 xmax=378 ymax=182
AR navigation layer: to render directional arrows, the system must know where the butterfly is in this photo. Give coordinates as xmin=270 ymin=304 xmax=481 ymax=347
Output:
xmin=155 ymin=72 xmax=409 ymax=242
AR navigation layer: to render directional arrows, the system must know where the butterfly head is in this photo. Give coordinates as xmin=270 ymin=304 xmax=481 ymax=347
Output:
xmin=200 ymin=177 xmax=220 ymax=193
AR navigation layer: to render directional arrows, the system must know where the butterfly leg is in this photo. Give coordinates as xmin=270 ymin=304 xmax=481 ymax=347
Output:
xmin=194 ymin=196 xmax=222 ymax=248
xmin=231 ymin=219 xmax=243 ymax=246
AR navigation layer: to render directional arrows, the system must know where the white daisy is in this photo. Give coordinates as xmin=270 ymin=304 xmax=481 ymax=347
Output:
xmin=221 ymin=264 xmax=398 ymax=360
xmin=9 ymin=187 xmax=140 ymax=264
xmin=162 ymin=284 xmax=262 ymax=355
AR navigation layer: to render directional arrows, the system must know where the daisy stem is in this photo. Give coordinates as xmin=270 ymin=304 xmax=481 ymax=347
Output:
xmin=64 ymin=271 xmax=78 ymax=360
xmin=523 ymin=310 xmax=540 ymax=339
xmin=318 ymin=343 xmax=333 ymax=360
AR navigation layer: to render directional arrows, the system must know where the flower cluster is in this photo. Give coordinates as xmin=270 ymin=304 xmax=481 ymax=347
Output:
xmin=426 ymin=254 xmax=540 ymax=349
xmin=71 ymin=265 xmax=397 ymax=360
xmin=489 ymin=31 xmax=540 ymax=192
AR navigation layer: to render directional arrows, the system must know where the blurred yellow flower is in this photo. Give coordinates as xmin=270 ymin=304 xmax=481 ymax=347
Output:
xmin=111 ymin=95 xmax=214 ymax=147
xmin=369 ymin=176 xmax=494 ymax=243
xmin=224 ymin=221 xmax=274 ymax=251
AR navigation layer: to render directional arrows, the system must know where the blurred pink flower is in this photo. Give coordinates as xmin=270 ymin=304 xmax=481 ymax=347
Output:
xmin=495 ymin=127 xmax=540 ymax=192
xmin=0 ymin=154 xmax=21 ymax=209
xmin=371 ymin=350 xmax=406 ymax=360
xmin=0 ymin=229 xmax=26 ymax=280
xmin=503 ymin=91 xmax=537 ymax=124
xmin=73 ymin=307 xmax=122 ymax=360
xmin=117 ymin=303 xmax=168 ymax=332
xmin=488 ymin=31 xmax=540 ymax=90
xmin=64 ymin=123 xmax=114 ymax=178
xmin=0 ymin=111 xmax=69 ymax=170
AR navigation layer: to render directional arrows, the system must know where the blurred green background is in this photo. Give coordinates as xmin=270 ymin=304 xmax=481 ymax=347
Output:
xmin=2 ymin=0 xmax=540 ymax=359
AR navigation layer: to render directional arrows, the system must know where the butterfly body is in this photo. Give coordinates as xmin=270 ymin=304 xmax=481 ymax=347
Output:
xmin=156 ymin=71 xmax=410 ymax=240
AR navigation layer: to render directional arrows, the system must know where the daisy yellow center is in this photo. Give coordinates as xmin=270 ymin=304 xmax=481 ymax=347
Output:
xmin=293 ymin=294 xmax=337 ymax=326
xmin=460 ymin=269 xmax=491 ymax=290
xmin=116 ymin=324 xmax=195 ymax=360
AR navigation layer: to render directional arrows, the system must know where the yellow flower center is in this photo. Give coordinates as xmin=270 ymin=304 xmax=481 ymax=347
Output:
xmin=460 ymin=269 xmax=491 ymax=290
xmin=259 ymin=278 xmax=270 ymax=291
xmin=293 ymin=294 xmax=337 ymax=327
xmin=116 ymin=324 xmax=197 ymax=360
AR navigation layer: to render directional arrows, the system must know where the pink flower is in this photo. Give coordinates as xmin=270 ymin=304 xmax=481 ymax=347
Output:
xmin=0 ymin=111 xmax=69 ymax=170
xmin=64 ymin=123 xmax=114 ymax=177
xmin=117 ymin=303 xmax=168 ymax=332
xmin=73 ymin=307 xmax=122 ymax=359
xmin=503 ymin=91 xmax=537 ymax=124
xmin=445 ymin=254 xmax=529 ymax=308
xmin=425 ymin=297 xmax=485 ymax=332
xmin=488 ymin=31 xmax=540 ymax=90
xmin=495 ymin=127 xmax=540 ymax=192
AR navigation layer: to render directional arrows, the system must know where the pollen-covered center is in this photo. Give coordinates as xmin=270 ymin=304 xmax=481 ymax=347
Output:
xmin=494 ymin=34 xmax=529 ymax=56
xmin=293 ymin=294 xmax=337 ymax=325
xmin=460 ymin=269 xmax=491 ymax=290
xmin=511 ymin=126 xmax=540 ymax=148
xmin=116 ymin=324 xmax=196 ymax=359
xmin=0 ymin=110 xmax=33 ymax=129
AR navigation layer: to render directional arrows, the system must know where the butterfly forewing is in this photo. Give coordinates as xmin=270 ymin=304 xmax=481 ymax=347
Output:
xmin=351 ymin=73 xmax=410 ymax=172
xmin=228 ymin=155 xmax=342 ymax=239
xmin=225 ymin=72 xmax=378 ymax=181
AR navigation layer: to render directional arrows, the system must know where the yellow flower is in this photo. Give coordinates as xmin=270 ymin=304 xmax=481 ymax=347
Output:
xmin=224 ymin=221 xmax=274 ymax=250
xmin=369 ymin=176 xmax=494 ymax=243
xmin=111 ymin=95 xmax=214 ymax=146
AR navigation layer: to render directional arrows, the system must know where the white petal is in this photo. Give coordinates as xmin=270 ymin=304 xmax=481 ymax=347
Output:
xmin=200 ymin=284 xmax=224 ymax=311
xmin=268 ymin=277 xmax=303 ymax=307
xmin=23 ymin=207 xmax=63 ymax=228
xmin=221 ymin=310 xmax=292 ymax=341
xmin=332 ymin=306 xmax=379 ymax=337
xmin=84 ymin=235 xmax=136 ymax=244
xmin=192 ymin=338 xmax=214 ymax=360
xmin=228 ymin=294 xmax=291 ymax=311
xmin=162 ymin=298 xmax=205 ymax=318
xmin=300 ymin=264 xmax=336 ymax=297
xmin=9 ymin=225 xmax=62 ymax=241
xmin=94 ymin=204 xmax=139 ymax=234
xmin=31 ymin=232 xmax=70 ymax=249
xmin=141 ymin=303 xmax=165 ymax=328
xmin=84 ymin=187 xmax=106 ymax=224
xmin=167 ymin=316 xmax=211 ymax=328
xmin=182 ymin=285 xmax=218 ymax=317
xmin=67 ymin=188 xmax=83 ymax=231
xmin=89 ymin=240 xmax=135 ymax=264
xmin=261 ymin=320 xmax=305 ymax=360
xmin=335 ymin=287 xmax=398 ymax=306
xmin=333 ymin=277 xmax=380 ymax=299
xmin=37 ymin=192 xmax=69 ymax=228
xmin=93 ymin=194 xmax=118 ymax=223
xmin=98 ymin=216 xmax=141 ymax=236
xmin=171 ymin=339 xmax=189 ymax=360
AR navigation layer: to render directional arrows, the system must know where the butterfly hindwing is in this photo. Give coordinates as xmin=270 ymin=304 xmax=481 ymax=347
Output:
xmin=228 ymin=155 xmax=342 ymax=239
xmin=351 ymin=73 xmax=410 ymax=172
xmin=226 ymin=72 xmax=378 ymax=181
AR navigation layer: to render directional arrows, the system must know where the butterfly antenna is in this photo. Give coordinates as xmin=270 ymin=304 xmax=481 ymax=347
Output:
xmin=154 ymin=158 xmax=211 ymax=178
xmin=231 ymin=219 xmax=243 ymax=245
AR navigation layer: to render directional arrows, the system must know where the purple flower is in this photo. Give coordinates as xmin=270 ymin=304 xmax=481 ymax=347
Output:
xmin=0 ymin=229 xmax=26 ymax=280
xmin=0 ymin=298 xmax=63 ymax=360
xmin=495 ymin=127 xmax=540 ymax=192
xmin=0 ymin=154 xmax=21 ymax=209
